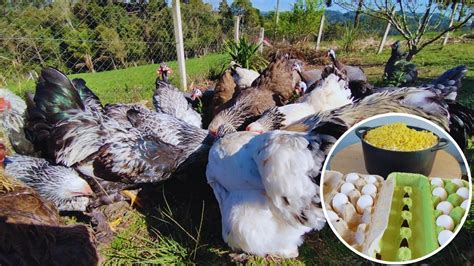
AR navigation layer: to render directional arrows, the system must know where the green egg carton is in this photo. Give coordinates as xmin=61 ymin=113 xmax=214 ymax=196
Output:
xmin=376 ymin=173 xmax=439 ymax=261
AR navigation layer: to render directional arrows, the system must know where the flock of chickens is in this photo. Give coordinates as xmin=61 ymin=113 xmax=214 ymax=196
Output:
xmin=0 ymin=43 xmax=472 ymax=263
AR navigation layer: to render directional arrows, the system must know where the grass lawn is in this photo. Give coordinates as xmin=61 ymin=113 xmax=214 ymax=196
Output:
xmin=4 ymin=39 xmax=474 ymax=264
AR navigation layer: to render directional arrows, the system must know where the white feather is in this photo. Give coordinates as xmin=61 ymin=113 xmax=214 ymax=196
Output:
xmin=232 ymin=66 xmax=259 ymax=89
xmin=206 ymin=131 xmax=326 ymax=257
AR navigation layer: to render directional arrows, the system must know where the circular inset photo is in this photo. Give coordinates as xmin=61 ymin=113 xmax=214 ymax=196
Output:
xmin=320 ymin=113 xmax=472 ymax=264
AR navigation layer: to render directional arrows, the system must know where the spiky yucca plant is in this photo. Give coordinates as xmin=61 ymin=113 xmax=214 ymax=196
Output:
xmin=224 ymin=37 xmax=267 ymax=71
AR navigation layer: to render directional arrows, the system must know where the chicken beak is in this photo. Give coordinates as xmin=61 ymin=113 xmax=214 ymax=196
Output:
xmin=82 ymin=184 xmax=94 ymax=196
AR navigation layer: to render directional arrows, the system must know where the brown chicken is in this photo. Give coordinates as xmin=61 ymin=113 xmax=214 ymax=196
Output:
xmin=211 ymin=69 xmax=238 ymax=116
xmin=208 ymin=55 xmax=301 ymax=135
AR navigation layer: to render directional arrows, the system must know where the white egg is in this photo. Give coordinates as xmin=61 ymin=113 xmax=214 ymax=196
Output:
xmin=361 ymin=183 xmax=377 ymax=195
xmin=430 ymin=177 xmax=444 ymax=187
xmin=364 ymin=175 xmax=378 ymax=184
xmin=340 ymin=182 xmax=356 ymax=195
xmin=332 ymin=193 xmax=349 ymax=213
xmin=438 ymin=230 xmax=454 ymax=246
xmin=450 ymin=179 xmax=464 ymax=187
xmin=456 ymin=187 xmax=469 ymax=199
xmin=461 ymin=199 xmax=469 ymax=210
xmin=326 ymin=210 xmax=339 ymax=222
xmin=432 ymin=187 xmax=448 ymax=201
xmin=345 ymin=173 xmax=360 ymax=184
xmin=356 ymin=195 xmax=374 ymax=214
xmin=436 ymin=215 xmax=455 ymax=230
xmin=436 ymin=201 xmax=453 ymax=215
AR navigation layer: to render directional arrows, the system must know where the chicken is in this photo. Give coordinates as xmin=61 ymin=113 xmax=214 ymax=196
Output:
xmin=0 ymin=152 xmax=98 ymax=265
xmin=212 ymin=69 xmax=238 ymax=116
xmin=72 ymin=78 xmax=103 ymax=113
xmin=327 ymin=49 xmax=367 ymax=82
xmin=208 ymin=56 xmax=301 ymax=135
xmin=157 ymin=62 xmax=173 ymax=83
xmin=284 ymin=87 xmax=451 ymax=135
xmin=0 ymin=89 xmax=35 ymax=155
xmin=230 ymin=61 xmax=260 ymax=89
xmin=4 ymin=154 xmax=93 ymax=211
xmin=207 ymin=129 xmax=331 ymax=257
xmin=24 ymin=68 xmax=187 ymax=206
xmin=153 ymin=79 xmax=202 ymax=128
xmin=292 ymin=62 xmax=322 ymax=90
xmin=188 ymin=88 xmax=215 ymax=127
xmin=246 ymin=74 xmax=352 ymax=133
xmin=383 ymin=41 xmax=417 ymax=86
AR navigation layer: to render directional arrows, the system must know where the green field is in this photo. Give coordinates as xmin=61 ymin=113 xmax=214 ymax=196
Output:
xmin=6 ymin=40 xmax=474 ymax=264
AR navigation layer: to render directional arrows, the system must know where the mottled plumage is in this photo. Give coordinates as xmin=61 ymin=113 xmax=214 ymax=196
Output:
xmin=154 ymin=79 xmax=202 ymax=128
xmin=4 ymin=155 xmax=92 ymax=211
xmin=0 ymin=89 xmax=35 ymax=155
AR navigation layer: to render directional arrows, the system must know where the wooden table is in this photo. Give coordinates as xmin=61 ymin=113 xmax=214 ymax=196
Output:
xmin=328 ymin=143 xmax=462 ymax=178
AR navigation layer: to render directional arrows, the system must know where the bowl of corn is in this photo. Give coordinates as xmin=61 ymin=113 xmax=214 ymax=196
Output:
xmin=355 ymin=123 xmax=449 ymax=177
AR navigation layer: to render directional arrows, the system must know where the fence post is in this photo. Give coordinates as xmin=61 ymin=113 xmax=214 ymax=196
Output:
xmin=234 ymin=15 xmax=241 ymax=42
xmin=172 ymin=0 xmax=187 ymax=90
xmin=316 ymin=12 xmax=325 ymax=51
xmin=377 ymin=21 xmax=391 ymax=54
xmin=258 ymin=27 xmax=265 ymax=53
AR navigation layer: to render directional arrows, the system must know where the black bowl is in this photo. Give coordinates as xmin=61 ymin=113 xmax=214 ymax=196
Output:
xmin=355 ymin=125 xmax=449 ymax=178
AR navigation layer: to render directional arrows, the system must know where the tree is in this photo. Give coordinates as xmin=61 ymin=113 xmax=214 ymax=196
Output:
xmin=339 ymin=0 xmax=473 ymax=61
xmin=218 ymin=0 xmax=233 ymax=34
xmin=230 ymin=0 xmax=262 ymax=31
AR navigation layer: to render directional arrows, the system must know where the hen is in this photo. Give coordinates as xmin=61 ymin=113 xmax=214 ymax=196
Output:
xmin=230 ymin=61 xmax=260 ymax=89
xmin=153 ymin=79 xmax=202 ymax=128
xmin=246 ymin=74 xmax=352 ymax=133
xmin=25 ymin=68 xmax=194 ymax=206
xmin=208 ymin=56 xmax=301 ymax=135
xmin=0 ymin=154 xmax=98 ymax=265
xmin=4 ymin=154 xmax=93 ymax=211
xmin=0 ymin=88 xmax=35 ymax=155
xmin=207 ymin=129 xmax=331 ymax=257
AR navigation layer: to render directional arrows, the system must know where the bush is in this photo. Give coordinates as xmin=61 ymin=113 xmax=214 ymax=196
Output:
xmin=224 ymin=37 xmax=267 ymax=71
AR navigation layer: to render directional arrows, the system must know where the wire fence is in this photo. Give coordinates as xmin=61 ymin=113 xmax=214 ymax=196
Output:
xmin=0 ymin=1 xmax=257 ymax=86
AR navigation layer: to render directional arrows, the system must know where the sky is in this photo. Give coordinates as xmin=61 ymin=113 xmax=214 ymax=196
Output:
xmin=202 ymin=0 xmax=346 ymax=12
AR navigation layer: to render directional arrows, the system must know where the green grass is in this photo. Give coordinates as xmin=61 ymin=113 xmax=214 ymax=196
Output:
xmin=8 ymin=53 xmax=229 ymax=105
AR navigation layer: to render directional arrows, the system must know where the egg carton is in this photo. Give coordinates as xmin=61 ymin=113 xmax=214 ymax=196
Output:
xmin=323 ymin=171 xmax=387 ymax=252
xmin=323 ymin=171 xmax=470 ymax=262
xmin=429 ymin=177 xmax=470 ymax=248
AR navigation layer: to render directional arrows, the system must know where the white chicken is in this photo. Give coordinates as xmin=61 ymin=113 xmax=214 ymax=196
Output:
xmin=206 ymin=129 xmax=330 ymax=257
xmin=246 ymin=74 xmax=352 ymax=133
xmin=230 ymin=61 xmax=260 ymax=89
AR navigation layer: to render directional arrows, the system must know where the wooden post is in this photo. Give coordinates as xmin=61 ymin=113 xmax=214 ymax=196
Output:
xmin=275 ymin=0 xmax=280 ymax=25
xmin=316 ymin=13 xmax=325 ymax=51
xmin=172 ymin=0 xmax=187 ymax=90
xmin=234 ymin=15 xmax=241 ymax=42
xmin=377 ymin=21 xmax=391 ymax=54
xmin=258 ymin=27 xmax=264 ymax=53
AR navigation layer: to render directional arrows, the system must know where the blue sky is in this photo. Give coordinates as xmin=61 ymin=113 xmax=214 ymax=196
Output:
xmin=202 ymin=0 xmax=346 ymax=12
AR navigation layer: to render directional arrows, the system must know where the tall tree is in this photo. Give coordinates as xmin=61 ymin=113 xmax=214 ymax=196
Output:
xmin=339 ymin=0 xmax=473 ymax=61
xmin=218 ymin=0 xmax=233 ymax=33
xmin=230 ymin=0 xmax=262 ymax=31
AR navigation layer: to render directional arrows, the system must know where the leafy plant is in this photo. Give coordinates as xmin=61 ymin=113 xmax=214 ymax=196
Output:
xmin=383 ymin=60 xmax=417 ymax=87
xmin=341 ymin=23 xmax=361 ymax=53
xmin=224 ymin=37 xmax=267 ymax=71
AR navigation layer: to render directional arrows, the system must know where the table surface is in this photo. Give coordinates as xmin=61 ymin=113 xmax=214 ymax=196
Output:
xmin=329 ymin=143 xmax=462 ymax=178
